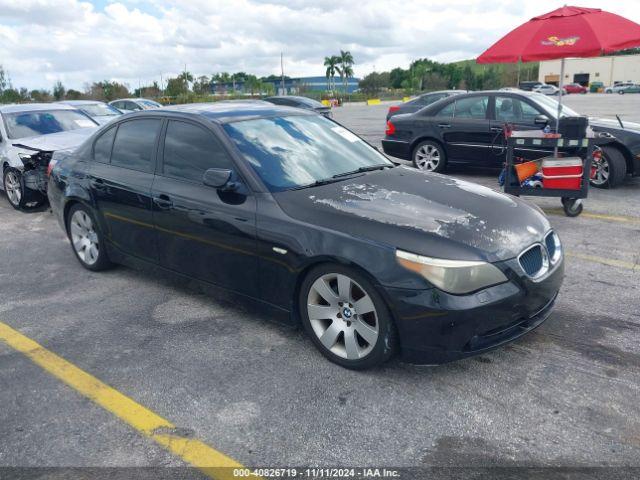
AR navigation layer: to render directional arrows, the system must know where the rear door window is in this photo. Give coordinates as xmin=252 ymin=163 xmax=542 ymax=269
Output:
xmin=93 ymin=126 xmax=116 ymax=163
xmin=162 ymin=121 xmax=232 ymax=183
xmin=436 ymin=101 xmax=455 ymax=118
xmin=110 ymin=119 xmax=161 ymax=173
xmin=453 ymin=96 xmax=489 ymax=119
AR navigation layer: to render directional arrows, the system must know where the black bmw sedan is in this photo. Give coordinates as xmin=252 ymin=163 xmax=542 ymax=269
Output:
xmin=382 ymin=90 xmax=640 ymax=188
xmin=48 ymin=102 xmax=563 ymax=369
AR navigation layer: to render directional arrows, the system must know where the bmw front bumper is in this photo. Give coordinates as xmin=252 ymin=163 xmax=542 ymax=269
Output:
xmin=385 ymin=256 xmax=564 ymax=364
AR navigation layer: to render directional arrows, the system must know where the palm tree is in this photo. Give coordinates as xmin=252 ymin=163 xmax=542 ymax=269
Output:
xmin=338 ymin=50 xmax=354 ymax=94
xmin=178 ymin=71 xmax=194 ymax=91
xmin=324 ymin=56 xmax=339 ymax=92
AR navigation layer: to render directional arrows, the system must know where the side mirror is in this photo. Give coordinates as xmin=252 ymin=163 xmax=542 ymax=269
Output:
xmin=203 ymin=168 xmax=236 ymax=191
xmin=534 ymin=114 xmax=550 ymax=126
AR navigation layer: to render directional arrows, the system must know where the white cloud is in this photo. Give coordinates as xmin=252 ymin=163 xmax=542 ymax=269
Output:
xmin=1 ymin=0 xmax=640 ymax=90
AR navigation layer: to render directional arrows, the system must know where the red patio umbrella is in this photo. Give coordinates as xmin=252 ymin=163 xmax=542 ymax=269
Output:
xmin=477 ymin=6 xmax=640 ymax=125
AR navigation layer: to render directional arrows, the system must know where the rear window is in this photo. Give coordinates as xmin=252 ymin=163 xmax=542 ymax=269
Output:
xmin=3 ymin=110 xmax=96 ymax=140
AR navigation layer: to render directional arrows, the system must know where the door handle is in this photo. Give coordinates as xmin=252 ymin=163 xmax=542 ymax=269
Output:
xmin=438 ymin=123 xmax=451 ymax=128
xmin=153 ymin=195 xmax=173 ymax=210
xmin=491 ymin=127 xmax=504 ymax=132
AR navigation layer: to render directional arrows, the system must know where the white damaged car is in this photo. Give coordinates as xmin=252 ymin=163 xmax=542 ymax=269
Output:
xmin=0 ymin=104 xmax=98 ymax=210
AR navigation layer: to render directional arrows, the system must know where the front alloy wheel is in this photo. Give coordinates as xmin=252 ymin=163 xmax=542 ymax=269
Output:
xmin=3 ymin=168 xmax=24 ymax=209
xmin=300 ymin=265 xmax=397 ymax=369
xmin=413 ymin=141 xmax=445 ymax=172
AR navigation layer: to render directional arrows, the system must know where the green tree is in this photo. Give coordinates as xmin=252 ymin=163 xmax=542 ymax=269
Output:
xmin=53 ymin=80 xmax=66 ymax=100
xmin=0 ymin=65 xmax=9 ymax=93
xmin=389 ymin=67 xmax=407 ymax=89
xmin=338 ymin=50 xmax=354 ymax=94
xmin=192 ymin=75 xmax=211 ymax=95
xmin=358 ymin=71 xmax=390 ymax=97
xmin=165 ymin=77 xmax=188 ymax=97
xmin=30 ymin=89 xmax=53 ymax=102
xmin=65 ymin=89 xmax=83 ymax=100
xmin=323 ymin=55 xmax=340 ymax=91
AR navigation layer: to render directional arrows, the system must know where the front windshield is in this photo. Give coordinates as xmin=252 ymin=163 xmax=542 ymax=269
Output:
xmin=3 ymin=110 xmax=97 ymax=139
xmin=223 ymin=115 xmax=393 ymax=192
xmin=529 ymin=93 xmax=580 ymax=118
xmin=80 ymin=103 xmax=122 ymax=117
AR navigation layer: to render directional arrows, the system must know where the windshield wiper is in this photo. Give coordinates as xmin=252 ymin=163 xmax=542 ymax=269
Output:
xmin=288 ymin=177 xmax=346 ymax=190
xmin=288 ymin=164 xmax=392 ymax=191
xmin=331 ymin=164 xmax=392 ymax=179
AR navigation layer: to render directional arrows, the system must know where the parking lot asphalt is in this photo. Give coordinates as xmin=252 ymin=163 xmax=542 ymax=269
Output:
xmin=1 ymin=95 xmax=639 ymax=476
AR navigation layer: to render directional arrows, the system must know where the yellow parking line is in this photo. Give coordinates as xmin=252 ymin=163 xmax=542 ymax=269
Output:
xmin=566 ymin=252 xmax=640 ymax=272
xmin=543 ymin=208 xmax=640 ymax=224
xmin=0 ymin=322 xmax=250 ymax=480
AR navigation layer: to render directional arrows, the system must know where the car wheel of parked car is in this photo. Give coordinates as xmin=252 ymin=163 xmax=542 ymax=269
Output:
xmin=66 ymin=204 xmax=112 ymax=271
xmin=618 ymin=90 xmax=625 ymax=95
xmin=299 ymin=264 xmax=397 ymax=369
xmin=591 ymin=147 xmax=627 ymax=189
xmin=413 ymin=141 xmax=446 ymax=172
xmin=3 ymin=167 xmax=26 ymax=210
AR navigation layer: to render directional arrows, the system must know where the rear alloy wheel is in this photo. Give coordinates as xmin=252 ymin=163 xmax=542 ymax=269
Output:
xmin=300 ymin=265 xmax=397 ymax=369
xmin=66 ymin=204 xmax=112 ymax=271
xmin=3 ymin=168 xmax=25 ymax=210
xmin=591 ymin=147 xmax=626 ymax=189
xmin=413 ymin=141 xmax=446 ymax=172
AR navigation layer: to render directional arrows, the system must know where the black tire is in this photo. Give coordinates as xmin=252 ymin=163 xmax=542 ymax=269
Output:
xmin=561 ymin=198 xmax=583 ymax=217
xmin=65 ymin=203 xmax=113 ymax=271
xmin=591 ymin=146 xmax=627 ymax=189
xmin=299 ymin=264 xmax=398 ymax=370
xmin=3 ymin=167 xmax=26 ymax=210
xmin=412 ymin=140 xmax=446 ymax=172
xmin=619 ymin=90 xmax=625 ymax=95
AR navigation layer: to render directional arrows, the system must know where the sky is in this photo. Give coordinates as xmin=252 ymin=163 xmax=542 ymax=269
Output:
xmin=1 ymin=0 xmax=640 ymax=91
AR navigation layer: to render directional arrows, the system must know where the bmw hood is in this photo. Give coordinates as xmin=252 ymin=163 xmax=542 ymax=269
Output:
xmin=11 ymin=127 xmax=96 ymax=153
xmin=589 ymin=117 xmax=640 ymax=134
xmin=274 ymin=166 xmax=552 ymax=263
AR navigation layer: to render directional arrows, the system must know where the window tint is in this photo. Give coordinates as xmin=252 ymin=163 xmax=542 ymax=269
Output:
xmin=111 ymin=119 xmax=161 ymax=172
xmin=93 ymin=126 xmax=116 ymax=163
xmin=453 ymin=96 xmax=488 ymax=119
xmin=436 ymin=101 xmax=455 ymax=117
xmin=162 ymin=121 xmax=232 ymax=182
xmin=496 ymin=96 xmax=543 ymax=123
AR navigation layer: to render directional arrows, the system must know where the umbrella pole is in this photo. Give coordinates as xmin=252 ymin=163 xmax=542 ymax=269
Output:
xmin=554 ymin=58 xmax=566 ymax=157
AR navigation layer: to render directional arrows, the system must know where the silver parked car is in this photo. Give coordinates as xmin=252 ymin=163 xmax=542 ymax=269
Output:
xmin=57 ymin=100 xmax=123 ymax=125
xmin=0 ymin=104 xmax=98 ymax=210
xmin=108 ymin=98 xmax=162 ymax=112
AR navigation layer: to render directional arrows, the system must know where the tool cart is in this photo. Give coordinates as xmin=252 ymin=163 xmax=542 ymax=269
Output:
xmin=502 ymin=124 xmax=610 ymax=217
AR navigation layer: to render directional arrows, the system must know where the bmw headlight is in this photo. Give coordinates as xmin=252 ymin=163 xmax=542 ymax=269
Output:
xmin=396 ymin=249 xmax=508 ymax=294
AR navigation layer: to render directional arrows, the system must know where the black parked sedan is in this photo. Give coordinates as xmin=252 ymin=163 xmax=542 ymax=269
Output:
xmin=48 ymin=102 xmax=563 ymax=369
xmin=263 ymin=95 xmax=332 ymax=117
xmin=386 ymin=90 xmax=466 ymax=121
xmin=382 ymin=90 xmax=640 ymax=188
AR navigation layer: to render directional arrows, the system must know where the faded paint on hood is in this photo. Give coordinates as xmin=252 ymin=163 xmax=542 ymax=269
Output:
xmin=11 ymin=127 xmax=96 ymax=152
xmin=274 ymin=166 xmax=551 ymax=263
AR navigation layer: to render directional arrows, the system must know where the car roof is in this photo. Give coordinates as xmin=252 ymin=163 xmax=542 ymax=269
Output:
xmin=109 ymin=98 xmax=156 ymax=103
xmin=125 ymin=101 xmax=313 ymax=124
xmin=418 ymin=90 xmax=465 ymax=96
xmin=0 ymin=103 xmax=78 ymax=114
xmin=58 ymin=100 xmax=106 ymax=106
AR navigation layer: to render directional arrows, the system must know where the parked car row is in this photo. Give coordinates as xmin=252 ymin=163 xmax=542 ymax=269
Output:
xmin=383 ymin=90 xmax=640 ymax=188
xmin=0 ymin=99 xmax=162 ymax=209
xmin=45 ymin=101 xmax=565 ymax=369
